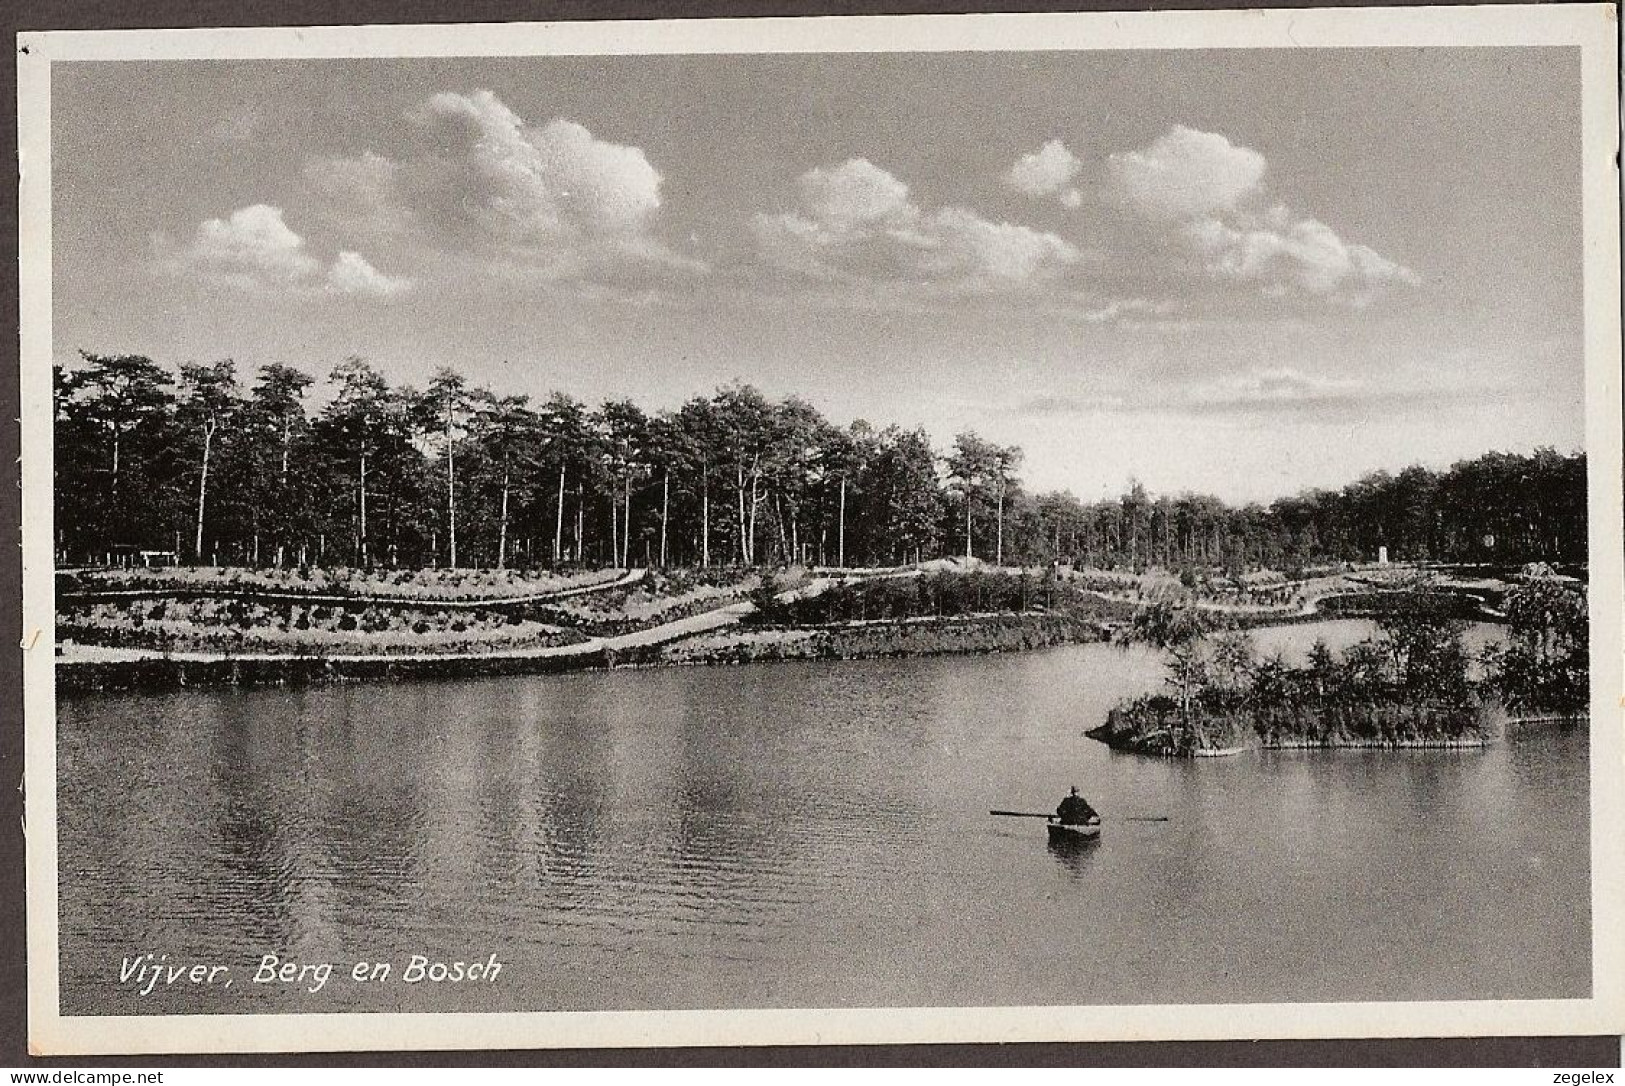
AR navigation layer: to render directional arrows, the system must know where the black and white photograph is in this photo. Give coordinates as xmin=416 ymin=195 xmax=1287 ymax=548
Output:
xmin=18 ymin=7 xmax=1624 ymax=1054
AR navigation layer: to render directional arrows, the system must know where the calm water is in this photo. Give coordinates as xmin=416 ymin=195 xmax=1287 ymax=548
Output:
xmin=58 ymin=620 xmax=1590 ymax=1014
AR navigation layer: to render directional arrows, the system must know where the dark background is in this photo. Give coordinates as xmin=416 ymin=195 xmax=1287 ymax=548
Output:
xmin=2 ymin=0 xmax=1618 ymax=1069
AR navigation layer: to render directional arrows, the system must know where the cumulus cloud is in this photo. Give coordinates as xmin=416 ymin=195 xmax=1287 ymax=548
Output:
xmin=1107 ymin=126 xmax=1266 ymax=221
xmin=184 ymin=204 xmax=321 ymax=286
xmin=794 ymin=157 xmax=912 ymax=230
xmin=753 ymin=157 xmax=1081 ymax=289
xmin=325 ymin=250 xmax=413 ymax=297
xmin=1187 ymin=211 xmax=1421 ymax=300
xmin=307 ymin=89 xmax=696 ymax=280
xmin=411 ymin=90 xmax=661 ymax=240
xmin=1107 ymin=125 xmax=1416 ymax=302
xmin=1006 ymin=139 xmax=1083 ymax=208
xmin=163 ymin=203 xmax=411 ymax=297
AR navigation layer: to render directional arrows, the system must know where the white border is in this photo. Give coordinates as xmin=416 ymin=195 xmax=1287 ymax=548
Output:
xmin=19 ymin=5 xmax=1624 ymax=1056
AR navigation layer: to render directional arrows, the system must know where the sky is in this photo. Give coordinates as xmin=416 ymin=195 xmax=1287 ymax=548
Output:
xmin=50 ymin=47 xmax=1584 ymax=503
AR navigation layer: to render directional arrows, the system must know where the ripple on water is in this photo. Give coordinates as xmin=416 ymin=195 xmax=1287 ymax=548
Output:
xmin=58 ymin=626 xmax=1588 ymax=1013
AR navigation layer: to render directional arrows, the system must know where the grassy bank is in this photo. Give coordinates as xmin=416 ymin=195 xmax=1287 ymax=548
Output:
xmin=56 ymin=613 xmax=1113 ymax=693
xmin=662 ymin=612 xmax=1113 ymax=666
xmin=56 ymin=607 xmax=1115 ymax=694
xmin=59 ymin=597 xmax=590 ymax=656
xmin=56 ymin=646 xmax=618 ymax=694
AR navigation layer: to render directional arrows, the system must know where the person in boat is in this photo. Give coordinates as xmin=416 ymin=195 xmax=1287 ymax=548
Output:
xmin=1056 ymin=786 xmax=1100 ymax=826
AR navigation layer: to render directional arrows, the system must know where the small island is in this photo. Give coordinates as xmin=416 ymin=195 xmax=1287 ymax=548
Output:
xmin=1086 ymin=567 xmax=1588 ymax=756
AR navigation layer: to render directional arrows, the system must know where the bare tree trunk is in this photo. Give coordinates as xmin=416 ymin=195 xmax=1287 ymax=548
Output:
xmin=610 ymin=483 xmax=620 ymax=569
xmin=773 ymin=493 xmax=790 ymax=564
xmin=838 ymin=477 xmax=846 ymax=568
xmin=445 ymin=410 xmax=457 ymax=569
xmin=622 ymin=474 xmax=632 ymax=568
xmin=277 ymin=415 xmax=293 ymax=566
xmin=965 ymin=496 xmax=973 ymax=560
xmin=996 ymin=483 xmax=1005 ymax=567
xmin=659 ymin=469 xmax=670 ymax=567
xmin=701 ymin=470 xmax=710 ymax=568
xmin=747 ymin=461 xmax=762 ymax=565
xmin=358 ymin=451 xmax=369 ymax=567
xmin=193 ymin=418 xmax=215 ymax=562
xmin=497 ymin=465 xmax=510 ymax=569
xmin=575 ymin=483 xmax=584 ymax=566
xmin=553 ymin=464 xmax=566 ymax=564
xmin=735 ymin=464 xmax=749 ymax=565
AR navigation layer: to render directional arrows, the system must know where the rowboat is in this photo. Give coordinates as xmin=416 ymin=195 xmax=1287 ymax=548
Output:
xmin=1046 ymin=820 xmax=1101 ymax=843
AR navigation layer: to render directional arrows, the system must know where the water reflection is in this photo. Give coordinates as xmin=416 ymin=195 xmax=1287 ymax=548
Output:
xmin=1046 ymin=834 xmax=1101 ymax=879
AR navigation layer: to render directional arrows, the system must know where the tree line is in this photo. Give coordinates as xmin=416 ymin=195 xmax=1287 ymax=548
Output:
xmin=53 ymin=352 xmax=1588 ymax=572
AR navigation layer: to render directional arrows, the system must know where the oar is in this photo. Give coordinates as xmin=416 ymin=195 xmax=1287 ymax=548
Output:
xmin=990 ymin=810 xmax=1170 ymax=822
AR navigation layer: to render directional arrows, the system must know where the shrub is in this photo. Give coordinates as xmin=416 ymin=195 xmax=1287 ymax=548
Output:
xmin=748 ymin=572 xmax=784 ymax=612
xmin=1486 ymin=576 xmax=1588 ymax=713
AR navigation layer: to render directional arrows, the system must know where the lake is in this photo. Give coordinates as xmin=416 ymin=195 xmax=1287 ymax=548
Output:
xmin=56 ymin=619 xmax=1590 ymax=1014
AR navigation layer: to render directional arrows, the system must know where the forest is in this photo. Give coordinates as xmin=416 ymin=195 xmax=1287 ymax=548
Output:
xmin=53 ymin=352 xmax=1589 ymax=574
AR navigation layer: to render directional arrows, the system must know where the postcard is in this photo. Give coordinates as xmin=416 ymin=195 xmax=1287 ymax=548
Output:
xmin=18 ymin=5 xmax=1623 ymax=1055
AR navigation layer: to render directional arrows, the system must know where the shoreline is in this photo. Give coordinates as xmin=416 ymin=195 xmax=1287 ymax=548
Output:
xmin=51 ymin=564 xmax=1521 ymax=696
xmin=54 ymin=612 xmax=1113 ymax=694
xmin=1111 ymin=736 xmax=1498 ymax=759
xmin=1085 ymin=714 xmax=1502 ymax=758
xmin=1094 ymin=730 xmax=1498 ymax=757
xmin=55 ymin=609 xmax=1545 ymax=761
